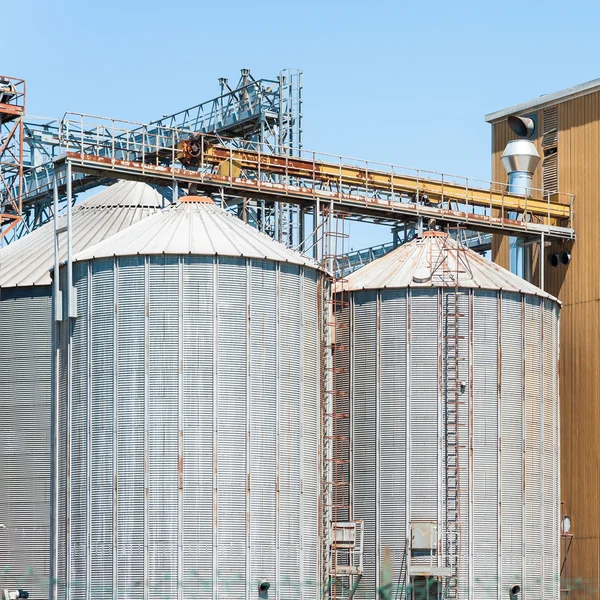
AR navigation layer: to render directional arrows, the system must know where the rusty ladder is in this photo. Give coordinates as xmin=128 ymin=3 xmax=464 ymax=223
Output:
xmin=321 ymin=205 xmax=361 ymax=599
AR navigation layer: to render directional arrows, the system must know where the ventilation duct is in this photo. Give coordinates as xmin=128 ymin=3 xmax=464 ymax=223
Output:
xmin=501 ymin=138 xmax=540 ymax=197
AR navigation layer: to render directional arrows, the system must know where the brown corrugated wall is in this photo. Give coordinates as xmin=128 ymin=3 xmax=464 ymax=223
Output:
xmin=491 ymin=90 xmax=600 ymax=598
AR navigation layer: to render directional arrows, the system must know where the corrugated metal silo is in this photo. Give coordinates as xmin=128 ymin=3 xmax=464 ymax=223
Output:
xmin=344 ymin=231 xmax=560 ymax=600
xmin=0 ymin=181 xmax=163 ymax=598
xmin=53 ymin=196 xmax=322 ymax=600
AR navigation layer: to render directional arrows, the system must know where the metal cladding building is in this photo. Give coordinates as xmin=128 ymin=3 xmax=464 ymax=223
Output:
xmin=343 ymin=231 xmax=560 ymax=600
xmin=0 ymin=181 xmax=163 ymax=598
xmin=53 ymin=196 xmax=321 ymax=600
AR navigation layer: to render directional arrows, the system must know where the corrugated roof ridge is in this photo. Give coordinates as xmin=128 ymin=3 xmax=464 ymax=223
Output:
xmin=347 ymin=241 xmax=412 ymax=289
xmin=200 ymin=204 xmax=246 ymax=256
xmin=204 ymin=203 xmax=272 ymax=260
xmin=195 ymin=203 xmax=216 ymax=254
xmin=71 ymin=201 xmax=318 ymax=268
xmin=208 ymin=202 xmax=298 ymax=262
xmin=343 ymin=233 xmax=558 ymax=302
xmin=229 ymin=201 xmax=318 ymax=264
xmin=164 ymin=204 xmax=188 ymax=254
xmin=0 ymin=192 xmax=161 ymax=287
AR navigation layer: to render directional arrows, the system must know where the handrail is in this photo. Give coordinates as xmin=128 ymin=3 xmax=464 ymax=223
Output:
xmin=54 ymin=113 xmax=574 ymax=225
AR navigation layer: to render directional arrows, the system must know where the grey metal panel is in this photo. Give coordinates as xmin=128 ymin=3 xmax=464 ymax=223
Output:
xmin=90 ymin=259 xmax=114 ymax=600
xmin=453 ymin=290 xmax=470 ymax=599
xmin=334 ymin=299 xmax=351 ymax=526
xmin=57 ymin=288 xmax=69 ymax=600
xmin=116 ymin=256 xmax=146 ymax=599
xmin=182 ymin=256 xmax=214 ymax=599
xmin=301 ymin=269 xmax=320 ymax=599
xmin=379 ymin=289 xmax=408 ymax=587
xmin=249 ymin=260 xmax=278 ymax=594
xmin=148 ymin=256 xmax=179 ymax=599
xmin=409 ymin=290 xmax=438 ymax=526
xmin=351 ymin=290 xmax=378 ymax=596
xmin=347 ymin=273 xmax=559 ymax=600
xmin=279 ymin=264 xmax=303 ymax=597
xmin=0 ymin=287 xmax=52 ymax=598
xmin=472 ymin=291 xmax=498 ymax=597
xmin=553 ymin=304 xmax=560 ymax=600
xmin=216 ymin=257 xmax=247 ymax=598
xmin=525 ymin=297 xmax=543 ymax=599
xmin=70 ymin=262 xmax=89 ymax=600
xmin=500 ymin=293 xmax=523 ymax=592
xmin=543 ymin=300 xmax=559 ymax=600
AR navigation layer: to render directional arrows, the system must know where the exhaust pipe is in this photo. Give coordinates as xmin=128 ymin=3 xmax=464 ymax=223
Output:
xmin=501 ymin=138 xmax=540 ymax=197
xmin=508 ymin=115 xmax=535 ymax=138
xmin=509 ymin=583 xmax=521 ymax=599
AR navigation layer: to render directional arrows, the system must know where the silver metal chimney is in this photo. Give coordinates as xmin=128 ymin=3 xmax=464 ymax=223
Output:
xmin=501 ymin=138 xmax=540 ymax=197
xmin=501 ymin=115 xmax=541 ymax=197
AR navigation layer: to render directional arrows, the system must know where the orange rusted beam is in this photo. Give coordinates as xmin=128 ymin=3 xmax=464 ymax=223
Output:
xmin=0 ymin=214 xmax=22 ymax=239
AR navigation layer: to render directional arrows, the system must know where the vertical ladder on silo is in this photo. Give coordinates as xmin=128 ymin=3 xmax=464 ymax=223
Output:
xmin=321 ymin=206 xmax=363 ymax=599
xmin=440 ymin=230 xmax=471 ymax=600
xmin=444 ymin=288 xmax=462 ymax=600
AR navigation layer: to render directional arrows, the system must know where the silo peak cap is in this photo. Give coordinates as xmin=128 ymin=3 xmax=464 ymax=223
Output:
xmin=341 ymin=232 xmax=559 ymax=302
xmin=179 ymin=195 xmax=214 ymax=204
xmin=71 ymin=198 xmax=320 ymax=269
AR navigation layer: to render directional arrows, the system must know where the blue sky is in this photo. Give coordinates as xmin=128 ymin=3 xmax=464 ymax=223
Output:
xmin=3 ymin=0 xmax=597 ymax=249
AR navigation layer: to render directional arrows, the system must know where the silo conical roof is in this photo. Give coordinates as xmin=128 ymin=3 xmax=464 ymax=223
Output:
xmin=0 ymin=181 xmax=164 ymax=287
xmin=73 ymin=196 xmax=320 ymax=268
xmin=343 ymin=231 xmax=558 ymax=301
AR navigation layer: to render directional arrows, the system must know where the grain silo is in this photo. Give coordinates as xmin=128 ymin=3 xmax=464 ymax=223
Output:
xmin=344 ymin=231 xmax=560 ymax=600
xmin=0 ymin=181 xmax=163 ymax=598
xmin=53 ymin=196 xmax=321 ymax=600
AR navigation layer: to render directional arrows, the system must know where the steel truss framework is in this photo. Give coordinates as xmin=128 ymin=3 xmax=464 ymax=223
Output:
xmin=0 ymin=75 xmax=26 ymax=237
xmin=39 ymin=112 xmax=573 ymax=248
xmin=1 ymin=69 xmax=303 ymax=242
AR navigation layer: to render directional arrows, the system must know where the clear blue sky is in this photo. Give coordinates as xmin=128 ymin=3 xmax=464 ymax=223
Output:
xmin=3 ymin=0 xmax=597 ymax=249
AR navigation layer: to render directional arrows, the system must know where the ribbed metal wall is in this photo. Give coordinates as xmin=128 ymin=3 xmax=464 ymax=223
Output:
xmin=349 ymin=288 xmax=560 ymax=600
xmin=0 ymin=184 xmax=162 ymax=600
xmin=55 ymin=255 xmax=320 ymax=600
xmin=0 ymin=287 xmax=52 ymax=598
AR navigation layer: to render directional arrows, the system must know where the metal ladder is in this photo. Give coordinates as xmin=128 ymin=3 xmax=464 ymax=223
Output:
xmin=321 ymin=205 xmax=357 ymax=599
xmin=439 ymin=231 xmax=471 ymax=600
xmin=443 ymin=288 xmax=463 ymax=600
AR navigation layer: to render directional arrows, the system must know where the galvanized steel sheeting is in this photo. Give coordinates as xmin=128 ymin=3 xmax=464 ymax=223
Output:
xmin=349 ymin=286 xmax=560 ymax=600
xmin=0 ymin=288 xmax=52 ymax=598
xmin=0 ymin=182 xmax=163 ymax=598
xmin=55 ymin=254 xmax=320 ymax=600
